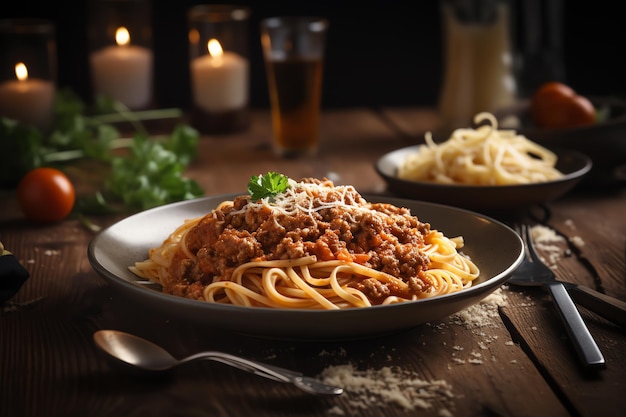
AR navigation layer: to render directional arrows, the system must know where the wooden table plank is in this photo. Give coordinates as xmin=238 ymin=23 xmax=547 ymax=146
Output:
xmin=501 ymin=296 xmax=626 ymax=417
xmin=547 ymin=192 xmax=626 ymax=300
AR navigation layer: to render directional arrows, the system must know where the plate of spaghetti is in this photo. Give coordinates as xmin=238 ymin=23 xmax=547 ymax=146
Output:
xmin=376 ymin=112 xmax=592 ymax=213
xmin=88 ymin=174 xmax=523 ymax=341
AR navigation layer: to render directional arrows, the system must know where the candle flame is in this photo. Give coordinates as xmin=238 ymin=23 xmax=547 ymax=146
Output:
xmin=207 ymin=39 xmax=224 ymax=58
xmin=15 ymin=62 xmax=28 ymax=82
xmin=115 ymin=27 xmax=131 ymax=46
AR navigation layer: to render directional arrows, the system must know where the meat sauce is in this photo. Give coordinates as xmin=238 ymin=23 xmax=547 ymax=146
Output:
xmin=167 ymin=178 xmax=432 ymax=304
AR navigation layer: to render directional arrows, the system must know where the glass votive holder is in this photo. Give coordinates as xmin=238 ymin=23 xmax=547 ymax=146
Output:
xmin=0 ymin=19 xmax=56 ymax=130
xmin=88 ymin=0 xmax=153 ymax=110
xmin=188 ymin=4 xmax=251 ymax=134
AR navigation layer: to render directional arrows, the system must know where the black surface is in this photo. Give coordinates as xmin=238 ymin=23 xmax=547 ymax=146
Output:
xmin=2 ymin=1 xmax=625 ymax=110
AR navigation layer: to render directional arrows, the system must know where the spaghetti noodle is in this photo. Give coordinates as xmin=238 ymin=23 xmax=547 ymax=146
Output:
xmin=397 ymin=112 xmax=564 ymax=185
xmin=131 ymin=176 xmax=479 ymax=309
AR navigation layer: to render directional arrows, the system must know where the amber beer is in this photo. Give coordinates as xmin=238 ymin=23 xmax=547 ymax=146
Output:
xmin=261 ymin=16 xmax=328 ymax=157
xmin=265 ymin=57 xmax=323 ymax=156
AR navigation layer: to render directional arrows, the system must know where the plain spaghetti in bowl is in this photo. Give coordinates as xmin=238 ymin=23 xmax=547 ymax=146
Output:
xmin=130 ymin=174 xmax=479 ymax=310
xmin=397 ymin=112 xmax=564 ymax=185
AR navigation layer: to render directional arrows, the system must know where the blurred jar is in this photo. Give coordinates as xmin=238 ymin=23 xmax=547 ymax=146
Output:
xmin=0 ymin=18 xmax=56 ymax=130
xmin=437 ymin=0 xmax=517 ymax=133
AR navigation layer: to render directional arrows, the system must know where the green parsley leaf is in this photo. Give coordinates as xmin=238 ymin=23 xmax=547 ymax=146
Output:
xmin=248 ymin=172 xmax=290 ymax=201
xmin=104 ymin=129 xmax=203 ymax=210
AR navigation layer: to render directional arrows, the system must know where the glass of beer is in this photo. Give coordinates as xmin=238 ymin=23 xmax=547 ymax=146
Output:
xmin=260 ymin=16 xmax=328 ymax=157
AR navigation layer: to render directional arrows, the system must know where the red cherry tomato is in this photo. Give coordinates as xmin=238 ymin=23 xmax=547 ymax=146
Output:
xmin=530 ymin=81 xmax=596 ymax=129
xmin=17 ymin=167 xmax=76 ymax=223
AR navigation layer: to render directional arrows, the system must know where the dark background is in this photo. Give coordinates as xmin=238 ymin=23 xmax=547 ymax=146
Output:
xmin=2 ymin=1 xmax=625 ymax=111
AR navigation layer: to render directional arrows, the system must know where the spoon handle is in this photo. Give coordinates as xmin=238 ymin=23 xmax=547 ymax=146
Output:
xmin=181 ymin=351 xmax=343 ymax=396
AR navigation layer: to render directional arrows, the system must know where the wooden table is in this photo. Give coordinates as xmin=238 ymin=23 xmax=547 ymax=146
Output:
xmin=1 ymin=108 xmax=624 ymax=417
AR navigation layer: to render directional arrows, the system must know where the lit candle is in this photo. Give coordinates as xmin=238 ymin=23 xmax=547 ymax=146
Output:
xmin=0 ymin=62 xmax=55 ymax=129
xmin=191 ymin=38 xmax=248 ymax=113
xmin=89 ymin=27 xmax=153 ymax=109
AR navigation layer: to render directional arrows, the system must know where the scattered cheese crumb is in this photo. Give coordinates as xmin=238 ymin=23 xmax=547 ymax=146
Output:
xmin=449 ymin=287 xmax=508 ymax=329
xmin=530 ymin=224 xmax=565 ymax=266
xmin=531 ymin=224 xmax=564 ymax=244
xmin=327 ymin=405 xmax=345 ymax=416
xmin=439 ymin=409 xmax=454 ymax=417
xmin=569 ymin=236 xmax=585 ymax=247
xmin=319 ymin=347 xmax=347 ymax=358
xmin=320 ymin=363 xmax=455 ymax=412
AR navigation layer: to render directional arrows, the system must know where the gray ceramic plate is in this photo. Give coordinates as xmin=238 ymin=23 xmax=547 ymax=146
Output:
xmin=88 ymin=194 xmax=523 ymax=341
xmin=376 ymin=147 xmax=591 ymax=213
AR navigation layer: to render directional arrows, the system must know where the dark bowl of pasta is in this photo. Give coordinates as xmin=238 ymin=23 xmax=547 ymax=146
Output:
xmin=88 ymin=191 xmax=524 ymax=341
xmin=376 ymin=145 xmax=591 ymax=214
xmin=376 ymin=112 xmax=593 ymax=214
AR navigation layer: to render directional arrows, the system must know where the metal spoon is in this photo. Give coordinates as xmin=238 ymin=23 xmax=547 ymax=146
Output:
xmin=93 ymin=330 xmax=343 ymax=396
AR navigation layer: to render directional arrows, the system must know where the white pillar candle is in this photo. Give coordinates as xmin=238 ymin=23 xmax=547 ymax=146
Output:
xmin=191 ymin=39 xmax=248 ymax=113
xmin=0 ymin=62 xmax=55 ymax=129
xmin=89 ymin=27 xmax=153 ymax=110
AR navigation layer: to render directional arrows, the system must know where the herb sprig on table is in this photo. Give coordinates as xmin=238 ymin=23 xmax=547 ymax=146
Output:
xmin=0 ymin=89 xmax=204 ymax=221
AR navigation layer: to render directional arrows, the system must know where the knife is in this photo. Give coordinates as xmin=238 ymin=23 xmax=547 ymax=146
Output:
xmin=564 ymin=282 xmax=626 ymax=328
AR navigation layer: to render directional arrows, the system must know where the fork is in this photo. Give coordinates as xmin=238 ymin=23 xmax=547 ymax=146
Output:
xmin=509 ymin=224 xmax=606 ymax=370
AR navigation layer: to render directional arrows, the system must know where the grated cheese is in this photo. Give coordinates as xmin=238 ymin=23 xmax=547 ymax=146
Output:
xmin=530 ymin=224 xmax=563 ymax=244
xmin=239 ymin=179 xmax=369 ymax=218
xmin=570 ymin=235 xmax=585 ymax=248
xmin=320 ymin=363 xmax=456 ymax=413
xmin=530 ymin=224 xmax=565 ymax=266
xmin=449 ymin=287 xmax=508 ymax=329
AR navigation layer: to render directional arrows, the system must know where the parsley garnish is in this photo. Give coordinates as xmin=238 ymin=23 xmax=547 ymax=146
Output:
xmin=247 ymin=172 xmax=290 ymax=201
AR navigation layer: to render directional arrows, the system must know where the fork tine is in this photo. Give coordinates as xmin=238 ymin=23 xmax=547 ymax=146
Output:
xmin=523 ymin=224 xmax=542 ymax=263
xmin=513 ymin=224 xmax=530 ymax=257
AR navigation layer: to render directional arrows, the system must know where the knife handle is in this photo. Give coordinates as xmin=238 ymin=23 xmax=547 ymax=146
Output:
xmin=565 ymin=283 xmax=626 ymax=328
xmin=546 ymin=282 xmax=606 ymax=370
